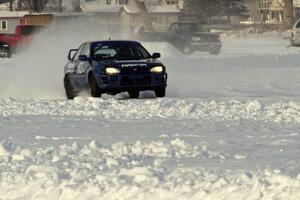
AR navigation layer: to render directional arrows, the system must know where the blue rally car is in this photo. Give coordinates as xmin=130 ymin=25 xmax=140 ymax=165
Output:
xmin=63 ymin=40 xmax=167 ymax=99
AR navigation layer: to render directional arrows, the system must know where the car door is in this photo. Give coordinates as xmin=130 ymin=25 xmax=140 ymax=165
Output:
xmin=68 ymin=44 xmax=85 ymax=90
xmin=76 ymin=43 xmax=91 ymax=88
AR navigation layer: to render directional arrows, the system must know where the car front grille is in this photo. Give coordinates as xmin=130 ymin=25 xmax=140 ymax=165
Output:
xmin=121 ymin=67 xmax=150 ymax=74
xmin=121 ymin=76 xmax=151 ymax=86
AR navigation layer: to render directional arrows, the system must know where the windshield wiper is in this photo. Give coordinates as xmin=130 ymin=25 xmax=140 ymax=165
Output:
xmin=115 ymin=57 xmax=142 ymax=60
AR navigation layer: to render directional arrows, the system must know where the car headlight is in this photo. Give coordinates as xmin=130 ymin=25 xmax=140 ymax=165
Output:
xmin=150 ymin=66 xmax=164 ymax=73
xmin=105 ymin=67 xmax=120 ymax=75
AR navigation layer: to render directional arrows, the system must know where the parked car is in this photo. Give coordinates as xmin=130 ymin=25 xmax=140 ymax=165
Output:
xmin=291 ymin=19 xmax=300 ymax=46
xmin=137 ymin=22 xmax=222 ymax=55
xmin=64 ymin=40 xmax=168 ymax=99
xmin=0 ymin=24 xmax=43 ymax=58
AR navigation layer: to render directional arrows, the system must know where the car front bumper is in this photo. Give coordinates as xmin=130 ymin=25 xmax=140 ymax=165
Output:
xmin=95 ymin=73 xmax=168 ymax=92
xmin=189 ymin=42 xmax=222 ymax=51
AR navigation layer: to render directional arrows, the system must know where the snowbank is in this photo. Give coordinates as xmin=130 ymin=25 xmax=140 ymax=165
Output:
xmin=1 ymin=98 xmax=300 ymax=123
xmin=1 ymin=139 xmax=300 ymax=200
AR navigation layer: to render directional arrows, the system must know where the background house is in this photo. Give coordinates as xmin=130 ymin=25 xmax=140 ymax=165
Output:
xmin=1 ymin=0 xmax=296 ymax=32
xmin=257 ymin=0 xmax=273 ymax=21
xmin=81 ymin=0 xmax=181 ymax=32
xmin=255 ymin=0 xmax=297 ymax=24
xmin=269 ymin=0 xmax=284 ymax=23
xmin=237 ymin=0 xmax=297 ymax=28
xmin=241 ymin=0 xmax=261 ymax=23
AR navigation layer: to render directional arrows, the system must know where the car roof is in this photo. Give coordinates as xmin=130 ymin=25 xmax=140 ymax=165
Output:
xmin=174 ymin=21 xmax=198 ymax=24
xmin=89 ymin=40 xmax=141 ymax=45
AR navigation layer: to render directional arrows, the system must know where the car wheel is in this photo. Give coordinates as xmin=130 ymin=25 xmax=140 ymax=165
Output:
xmin=183 ymin=45 xmax=192 ymax=55
xmin=209 ymin=48 xmax=221 ymax=55
xmin=64 ymin=77 xmax=75 ymax=100
xmin=90 ymin=74 xmax=102 ymax=98
xmin=0 ymin=47 xmax=10 ymax=58
xmin=155 ymin=87 xmax=166 ymax=98
xmin=128 ymin=90 xmax=139 ymax=99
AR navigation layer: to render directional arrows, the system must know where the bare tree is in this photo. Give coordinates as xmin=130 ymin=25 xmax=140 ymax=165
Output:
xmin=133 ymin=0 xmax=155 ymax=31
xmin=283 ymin=0 xmax=294 ymax=28
xmin=9 ymin=0 xmax=13 ymax=11
xmin=58 ymin=0 xmax=62 ymax=12
xmin=17 ymin=0 xmax=49 ymax=12
xmin=72 ymin=0 xmax=81 ymax=12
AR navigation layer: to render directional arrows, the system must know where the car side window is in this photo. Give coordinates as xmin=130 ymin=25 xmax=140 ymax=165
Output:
xmin=81 ymin=44 xmax=90 ymax=57
xmin=296 ymin=21 xmax=300 ymax=28
xmin=73 ymin=44 xmax=85 ymax=61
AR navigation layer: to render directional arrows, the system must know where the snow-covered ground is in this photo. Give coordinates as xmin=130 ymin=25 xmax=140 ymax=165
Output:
xmin=1 ymin=30 xmax=300 ymax=199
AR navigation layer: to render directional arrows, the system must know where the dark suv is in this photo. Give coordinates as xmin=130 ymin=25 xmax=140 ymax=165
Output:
xmin=64 ymin=40 xmax=167 ymax=99
xmin=138 ymin=22 xmax=222 ymax=55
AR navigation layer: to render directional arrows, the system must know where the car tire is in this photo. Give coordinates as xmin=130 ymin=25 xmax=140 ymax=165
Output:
xmin=0 ymin=47 xmax=10 ymax=58
xmin=155 ymin=87 xmax=166 ymax=98
xmin=209 ymin=48 xmax=221 ymax=55
xmin=90 ymin=74 xmax=102 ymax=98
xmin=64 ymin=77 xmax=76 ymax=100
xmin=128 ymin=90 xmax=139 ymax=99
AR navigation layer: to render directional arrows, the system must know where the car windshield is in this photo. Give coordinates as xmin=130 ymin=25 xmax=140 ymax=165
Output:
xmin=91 ymin=42 xmax=152 ymax=60
xmin=179 ymin=23 xmax=205 ymax=32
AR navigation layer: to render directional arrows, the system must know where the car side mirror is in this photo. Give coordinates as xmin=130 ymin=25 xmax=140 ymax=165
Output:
xmin=78 ymin=55 xmax=89 ymax=61
xmin=152 ymin=53 xmax=161 ymax=59
xmin=68 ymin=49 xmax=77 ymax=61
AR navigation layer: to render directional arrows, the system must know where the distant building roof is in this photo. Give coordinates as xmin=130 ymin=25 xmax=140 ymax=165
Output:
xmin=122 ymin=5 xmax=139 ymax=14
xmin=294 ymin=0 xmax=300 ymax=7
xmin=0 ymin=11 xmax=29 ymax=18
xmin=0 ymin=11 xmax=55 ymax=18
xmin=82 ymin=1 xmax=180 ymax=14
xmin=81 ymin=4 xmax=122 ymax=13
xmin=149 ymin=5 xmax=180 ymax=13
xmin=270 ymin=0 xmax=284 ymax=11
xmin=52 ymin=12 xmax=95 ymax=17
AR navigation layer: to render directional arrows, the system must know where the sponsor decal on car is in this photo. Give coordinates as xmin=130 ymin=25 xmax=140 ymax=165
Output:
xmin=121 ymin=64 xmax=148 ymax=68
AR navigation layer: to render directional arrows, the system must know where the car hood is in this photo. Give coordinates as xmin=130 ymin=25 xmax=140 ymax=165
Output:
xmin=93 ymin=59 xmax=163 ymax=69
